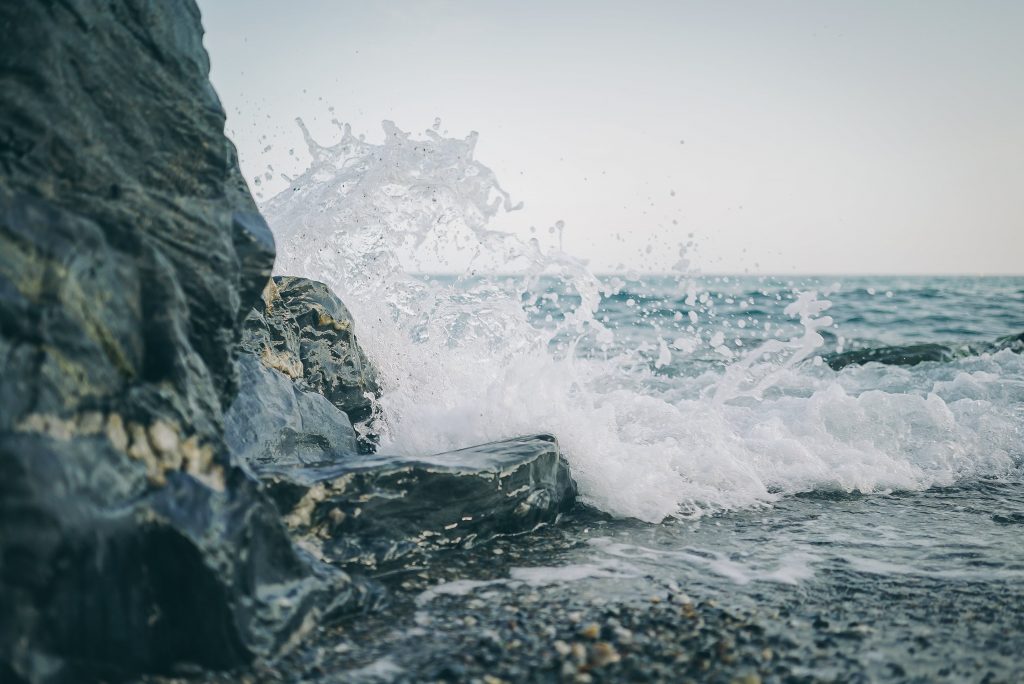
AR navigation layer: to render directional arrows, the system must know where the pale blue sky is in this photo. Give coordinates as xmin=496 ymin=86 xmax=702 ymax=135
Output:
xmin=200 ymin=1 xmax=1023 ymax=274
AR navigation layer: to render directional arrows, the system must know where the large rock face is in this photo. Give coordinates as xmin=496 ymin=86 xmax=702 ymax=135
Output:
xmin=0 ymin=2 xmax=361 ymax=680
xmin=0 ymin=3 xmax=578 ymax=681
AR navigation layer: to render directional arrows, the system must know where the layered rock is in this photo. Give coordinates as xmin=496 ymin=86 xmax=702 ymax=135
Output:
xmin=255 ymin=434 xmax=576 ymax=569
xmin=228 ymin=283 xmax=577 ymax=571
xmin=0 ymin=2 xmax=577 ymax=681
xmin=0 ymin=2 xmax=362 ymax=680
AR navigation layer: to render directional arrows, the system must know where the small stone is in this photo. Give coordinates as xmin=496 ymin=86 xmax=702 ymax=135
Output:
xmin=730 ymin=675 xmax=762 ymax=684
xmin=553 ymin=640 xmax=572 ymax=657
xmin=590 ymin=642 xmax=620 ymax=667
xmin=579 ymin=623 xmax=600 ymax=640
xmin=613 ymin=627 xmax=633 ymax=644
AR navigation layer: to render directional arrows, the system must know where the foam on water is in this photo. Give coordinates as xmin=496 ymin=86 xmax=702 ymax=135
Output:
xmin=262 ymin=120 xmax=1024 ymax=523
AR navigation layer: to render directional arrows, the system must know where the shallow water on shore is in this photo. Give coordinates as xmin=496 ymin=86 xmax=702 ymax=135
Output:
xmin=395 ymin=479 xmax=1024 ymax=681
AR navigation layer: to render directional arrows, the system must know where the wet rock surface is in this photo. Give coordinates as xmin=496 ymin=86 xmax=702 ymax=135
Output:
xmin=228 ymin=279 xmax=576 ymax=570
xmin=0 ymin=2 xmax=362 ymax=679
xmin=823 ymin=330 xmax=1023 ymax=370
xmin=241 ymin=276 xmax=380 ymax=451
xmin=225 ymin=354 xmax=359 ymax=468
xmin=255 ymin=434 xmax=577 ymax=569
xmin=823 ymin=343 xmax=957 ymax=370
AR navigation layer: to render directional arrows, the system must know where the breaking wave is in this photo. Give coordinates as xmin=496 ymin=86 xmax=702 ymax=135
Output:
xmin=260 ymin=120 xmax=1024 ymax=522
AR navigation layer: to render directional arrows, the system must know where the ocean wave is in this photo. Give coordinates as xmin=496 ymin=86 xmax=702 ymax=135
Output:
xmin=261 ymin=120 xmax=1024 ymax=522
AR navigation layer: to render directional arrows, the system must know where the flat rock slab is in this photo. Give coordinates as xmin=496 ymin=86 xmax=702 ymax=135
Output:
xmin=254 ymin=435 xmax=576 ymax=569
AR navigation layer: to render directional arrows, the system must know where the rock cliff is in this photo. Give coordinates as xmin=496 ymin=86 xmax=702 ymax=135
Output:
xmin=0 ymin=2 xmax=363 ymax=680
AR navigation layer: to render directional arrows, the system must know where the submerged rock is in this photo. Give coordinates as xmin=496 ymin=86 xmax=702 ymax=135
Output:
xmin=992 ymin=331 xmax=1024 ymax=354
xmin=823 ymin=343 xmax=956 ymax=370
xmin=254 ymin=434 xmax=577 ymax=569
xmin=823 ymin=330 xmax=1024 ymax=371
xmin=0 ymin=2 xmax=365 ymax=679
xmin=242 ymin=277 xmax=380 ymax=451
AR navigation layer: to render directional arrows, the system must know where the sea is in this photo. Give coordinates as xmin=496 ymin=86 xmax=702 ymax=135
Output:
xmin=256 ymin=120 xmax=1024 ymax=679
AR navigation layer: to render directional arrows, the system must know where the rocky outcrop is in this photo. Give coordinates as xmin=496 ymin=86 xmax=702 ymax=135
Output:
xmin=0 ymin=2 xmax=577 ymax=681
xmin=823 ymin=329 xmax=1024 ymax=371
xmin=254 ymin=434 xmax=576 ymax=569
xmin=823 ymin=343 xmax=957 ymax=371
xmin=241 ymin=277 xmax=380 ymax=451
xmin=992 ymin=331 xmax=1023 ymax=354
xmin=228 ymin=284 xmax=577 ymax=572
xmin=0 ymin=2 xmax=363 ymax=680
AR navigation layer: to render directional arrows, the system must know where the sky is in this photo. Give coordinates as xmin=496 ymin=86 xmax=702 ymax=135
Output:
xmin=199 ymin=0 xmax=1023 ymax=275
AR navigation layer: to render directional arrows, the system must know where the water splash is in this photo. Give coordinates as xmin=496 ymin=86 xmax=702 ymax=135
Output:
xmin=261 ymin=121 xmax=1023 ymax=522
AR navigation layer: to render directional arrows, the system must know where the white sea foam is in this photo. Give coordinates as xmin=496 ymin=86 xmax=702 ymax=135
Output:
xmin=261 ymin=120 xmax=1024 ymax=523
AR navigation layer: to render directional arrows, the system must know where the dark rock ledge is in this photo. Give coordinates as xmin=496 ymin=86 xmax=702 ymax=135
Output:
xmin=0 ymin=3 xmax=575 ymax=682
xmin=255 ymin=433 xmax=576 ymax=570
xmin=822 ymin=331 xmax=1023 ymax=371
